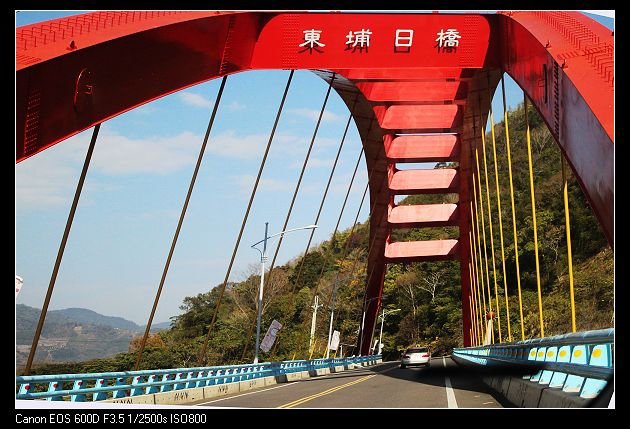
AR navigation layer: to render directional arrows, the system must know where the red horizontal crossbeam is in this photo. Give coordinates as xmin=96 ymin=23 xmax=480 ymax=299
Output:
xmin=388 ymin=203 xmax=459 ymax=228
xmin=389 ymin=168 xmax=459 ymax=194
xmin=385 ymin=134 xmax=460 ymax=162
xmin=385 ymin=239 xmax=459 ymax=262
xmin=357 ymin=81 xmax=468 ymax=102
xmin=378 ymin=105 xmax=462 ymax=131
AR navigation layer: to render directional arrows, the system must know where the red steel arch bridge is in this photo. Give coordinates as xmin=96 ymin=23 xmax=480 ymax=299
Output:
xmin=16 ymin=11 xmax=613 ymax=407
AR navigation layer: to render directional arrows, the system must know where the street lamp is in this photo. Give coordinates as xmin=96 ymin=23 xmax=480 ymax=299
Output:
xmin=377 ymin=308 xmax=401 ymax=355
xmin=251 ymin=222 xmax=317 ymax=364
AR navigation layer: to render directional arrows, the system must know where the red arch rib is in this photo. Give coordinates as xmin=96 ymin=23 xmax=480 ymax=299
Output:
xmin=16 ymin=11 xmax=613 ymax=353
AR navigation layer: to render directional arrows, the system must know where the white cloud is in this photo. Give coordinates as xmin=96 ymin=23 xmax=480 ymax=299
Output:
xmin=288 ymin=108 xmax=342 ymax=123
xmin=15 ymin=125 xmax=347 ymax=211
xmin=231 ymin=175 xmax=294 ymax=193
xmin=178 ymin=92 xmax=212 ymax=109
xmin=16 ymin=133 xmax=91 ymax=210
xmin=206 ymin=130 xmax=268 ymax=159
xmin=207 ymin=131 xmax=337 ymax=159
xmin=15 ymin=162 xmax=77 ymax=209
xmin=15 ymin=128 xmax=201 ymax=210
xmin=290 ymin=157 xmax=334 ymax=169
xmin=92 ymin=130 xmax=200 ymax=175
xmin=227 ymin=101 xmax=246 ymax=111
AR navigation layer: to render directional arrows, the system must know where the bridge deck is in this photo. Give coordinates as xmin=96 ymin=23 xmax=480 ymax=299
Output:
xmin=190 ymin=359 xmax=503 ymax=408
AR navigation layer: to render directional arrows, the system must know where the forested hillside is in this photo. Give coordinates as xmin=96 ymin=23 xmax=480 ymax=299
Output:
xmin=23 ymin=101 xmax=613 ymax=375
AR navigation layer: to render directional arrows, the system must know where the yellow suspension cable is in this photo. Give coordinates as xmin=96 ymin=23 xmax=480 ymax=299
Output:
xmin=489 ymin=105 xmax=512 ymax=342
xmin=524 ymin=95 xmax=545 ymax=338
xmin=469 ymin=254 xmax=481 ymax=345
xmin=469 ymin=258 xmax=480 ymax=346
xmin=480 ymin=99 xmax=502 ymax=343
xmin=468 ymin=294 xmax=475 ymax=346
xmin=562 ymin=157 xmax=577 ymax=332
xmin=470 ymin=227 xmax=484 ymax=344
xmin=471 ymin=183 xmax=488 ymax=342
xmin=470 ymin=211 xmax=487 ymax=344
xmin=475 ymin=148 xmax=495 ymax=343
xmin=501 ymin=76 xmax=525 ymax=341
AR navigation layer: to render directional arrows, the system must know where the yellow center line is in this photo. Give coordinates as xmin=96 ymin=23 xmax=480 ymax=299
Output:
xmin=278 ymin=374 xmax=377 ymax=408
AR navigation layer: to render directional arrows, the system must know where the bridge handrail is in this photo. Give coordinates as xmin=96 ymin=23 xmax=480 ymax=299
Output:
xmin=16 ymin=355 xmax=381 ymax=401
xmin=453 ymin=328 xmax=613 ymax=400
xmin=16 ymin=362 xmax=273 ymax=383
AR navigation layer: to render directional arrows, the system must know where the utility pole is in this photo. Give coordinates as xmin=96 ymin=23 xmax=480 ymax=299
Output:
xmin=325 ymin=279 xmax=340 ymax=359
xmin=378 ymin=308 xmax=400 ymax=355
xmin=310 ymin=295 xmax=323 ymax=351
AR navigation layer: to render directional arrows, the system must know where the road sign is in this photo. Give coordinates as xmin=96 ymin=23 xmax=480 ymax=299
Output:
xmin=330 ymin=330 xmax=340 ymax=351
xmin=260 ymin=319 xmax=282 ymax=353
xmin=15 ymin=275 xmax=23 ymax=298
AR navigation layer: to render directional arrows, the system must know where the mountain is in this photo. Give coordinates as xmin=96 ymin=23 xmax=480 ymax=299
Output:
xmin=51 ymin=308 xmax=140 ymax=331
xmin=15 ymin=304 xmax=170 ymax=367
xmin=141 ymin=321 xmax=172 ymax=332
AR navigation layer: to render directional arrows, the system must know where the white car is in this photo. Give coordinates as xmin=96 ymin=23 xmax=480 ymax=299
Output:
xmin=400 ymin=347 xmax=431 ymax=368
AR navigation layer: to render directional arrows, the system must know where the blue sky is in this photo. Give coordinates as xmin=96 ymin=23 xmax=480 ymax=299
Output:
xmin=15 ymin=11 xmax=614 ymax=325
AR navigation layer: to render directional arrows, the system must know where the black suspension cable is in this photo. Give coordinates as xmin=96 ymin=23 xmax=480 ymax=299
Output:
xmin=290 ymin=97 xmax=359 ymax=294
xmin=309 ymin=116 xmax=376 ymax=301
xmin=305 ymin=159 xmax=390 ymax=358
xmin=268 ymin=98 xmax=359 ymax=360
xmin=278 ymin=169 xmax=375 ymax=360
xmin=240 ymin=73 xmax=336 ymax=360
xmin=309 ymin=148 xmax=364 ymax=299
xmin=320 ymin=181 xmax=370 ymax=357
xmin=23 ymin=124 xmax=101 ymax=375
xmin=320 ymin=169 xmax=388 ymax=349
xmin=197 ymin=70 xmax=295 ymax=365
xmin=355 ymin=177 xmax=395 ymax=353
xmin=134 ymin=76 xmax=227 ymax=370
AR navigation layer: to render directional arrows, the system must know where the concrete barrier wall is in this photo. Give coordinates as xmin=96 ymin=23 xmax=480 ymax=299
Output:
xmin=107 ymin=395 xmax=156 ymax=405
xmin=103 ymin=360 xmax=383 ymax=405
xmin=286 ymin=372 xmax=304 ymax=382
xmin=204 ymin=382 xmax=239 ymax=399
xmin=452 ymin=354 xmax=597 ymax=408
xmin=154 ymin=386 xmax=204 ymax=405
xmin=315 ymin=368 xmax=330 ymax=376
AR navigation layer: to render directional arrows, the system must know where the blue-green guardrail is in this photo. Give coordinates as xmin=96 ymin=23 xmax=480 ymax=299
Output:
xmin=16 ymin=355 xmax=381 ymax=402
xmin=453 ymin=328 xmax=613 ymax=400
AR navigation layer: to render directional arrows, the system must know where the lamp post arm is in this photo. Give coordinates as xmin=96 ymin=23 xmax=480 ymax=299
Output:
xmin=250 ymin=225 xmax=318 ymax=248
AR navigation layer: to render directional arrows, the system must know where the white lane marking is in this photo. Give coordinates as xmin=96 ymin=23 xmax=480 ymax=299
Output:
xmin=443 ymin=356 xmax=459 ymax=409
xmin=482 ymin=401 xmax=494 ymax=405
xmin=196 ymin=382 xmax=295 ymax=405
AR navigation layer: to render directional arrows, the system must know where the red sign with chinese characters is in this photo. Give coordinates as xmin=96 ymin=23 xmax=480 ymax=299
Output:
xmin=252 ymin=13 xmax=493 ymax=69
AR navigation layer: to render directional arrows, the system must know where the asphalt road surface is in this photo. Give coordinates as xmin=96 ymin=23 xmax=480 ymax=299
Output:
xmin=192 ymin=357 xmax=507 ymax=408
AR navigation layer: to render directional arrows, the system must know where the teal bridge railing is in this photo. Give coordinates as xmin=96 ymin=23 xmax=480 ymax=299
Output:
xmin=452 ymin=328 xmax=613 ymax=400
xmin=16 ymin=355 xmax=381 ymax=402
